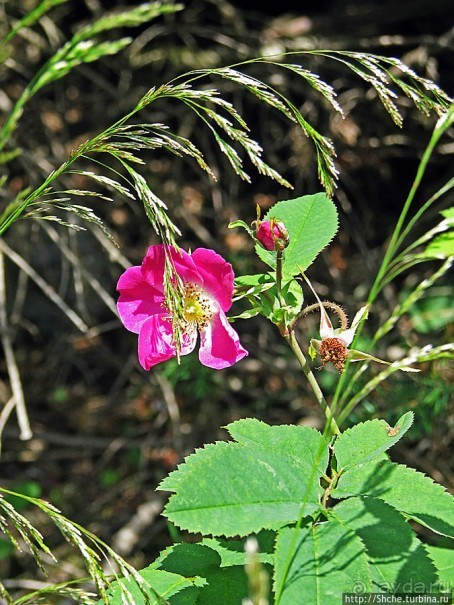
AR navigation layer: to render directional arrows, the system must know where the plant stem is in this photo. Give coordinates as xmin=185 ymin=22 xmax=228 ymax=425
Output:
xmin=285 ymin=329 xmax=340 ymax=436
xmin=368 ymin=106 xmax=453 ymax=304
xmin=275 ymin=249 xmax=284 ymax=305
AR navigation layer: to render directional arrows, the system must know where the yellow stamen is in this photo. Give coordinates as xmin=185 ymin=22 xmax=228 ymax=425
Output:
xmin=182 ymin=283 xmax=213 ymax=331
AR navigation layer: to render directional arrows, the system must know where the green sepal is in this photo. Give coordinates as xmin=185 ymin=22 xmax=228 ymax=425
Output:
xmin=348 ymin=348 xmax=420 ymax=372
xmin=308 ymin=339 xmax=320 ymax=360
xmin=228 ymin=219 xmax=255 ymax=238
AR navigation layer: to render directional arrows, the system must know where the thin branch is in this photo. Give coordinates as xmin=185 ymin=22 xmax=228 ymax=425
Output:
xmin=40 ymin=222 xmax=118 ymax=316
xmin=154 ymin=371 xmax=182 ymax=453
xmin=0 ymin=397 xmax=17 ymax=453
xmin=0 ymin=250 xmax=32 ymax=441
xmin=0 ymin=239 xmax=89 ymax=333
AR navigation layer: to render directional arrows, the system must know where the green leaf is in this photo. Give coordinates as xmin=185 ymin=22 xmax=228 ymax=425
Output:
xmin=159 ymin=422 xmax=326 ymax=536
xmin=423 ymin=206 xmax=454 ymax=258
xmin=228 ymin=219 xmax=254 ymax=237
xmin=256 ymin=193 xmax=339 ymax=276
xmin=226 ymin=418 xmax=329 ymax=475
xmin=332 ymin=459 xmax=454 ymax=537
xmin=234 ymin=274 xmax=304 ymax=325
xmin=274 ymin=519 xmax=371 ymax=604
xmin=154 ymin=542 xmax=267 ymax=605
xmin=201 ymin=531 xmax=275 ymax=567
xmin=330 ymin=497 xmax=438 ymax=591
xmin=426 ymin=545 xmax=454 ymax=587
xmin=407 ymin=284 xmax=454 ymax=333
xmin=104 ymin=568 xmax=198 ymax=605
xmin=259 ymin=279 xmax=304 ymax=325
xmin=234 ymin=273 xmax=276 ymax=300
xmin=425 ymin=232 xmax=454 ymax=257
xmin=333 ymin=412 xmax=414 ymax=470
xmin=229 ymin=307 xmax=262 ymax=320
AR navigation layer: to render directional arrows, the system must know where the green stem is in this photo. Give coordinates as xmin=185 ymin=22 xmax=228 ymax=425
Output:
xmin=0 ymin=89 xmax=153 ymax=235
xmin=332 ymin=107 xmax=454 ymax=418
xmin=0 ymin=88 xmax=33 ymax=153
xmin=0 ymin=159 xmax=68 ymax=235
xmin=368 ymin=107 xmax=453 ymax=303
xmin=285 ymin=329 xmax=340 ymax=436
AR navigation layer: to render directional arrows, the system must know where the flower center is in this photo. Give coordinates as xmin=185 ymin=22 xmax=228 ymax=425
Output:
xmin=319 ymin=337 xmax=348 ymax=373
xmin=183 ymin=283 xmax=213 ymax=331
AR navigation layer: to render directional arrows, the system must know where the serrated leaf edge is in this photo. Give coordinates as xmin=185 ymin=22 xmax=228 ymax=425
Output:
xmin=333 ymin=412 xmax=414 ymax=470
xmin=333 ymin=459 xmax=454 ymax=538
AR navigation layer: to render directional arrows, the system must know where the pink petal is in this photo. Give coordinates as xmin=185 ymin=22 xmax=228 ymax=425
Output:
xmin=190 ymin=248 xmax=234 ymax=312
xmin=117 ymin=266 xmax=165 ymax=333
xmin=142 ymin=245 xmax=201 ymax=288
xmin=138 ymin=314 xmax=197 ymax=370
xmin=256 ymin=220 xmax=288 ymax=251
xmin=138 ymin=315 xmax=175 ymax=370
xmin=198 ymin=310 xmax=248 ymax=369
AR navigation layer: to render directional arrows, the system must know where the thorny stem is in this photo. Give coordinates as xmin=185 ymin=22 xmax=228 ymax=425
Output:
xmin=291 ymin=301 xmax=348 ymax=331
xmin=275 ymin=258 xmax=339 ymax=434
xmin=285 ymin=329 xmax=340 ymax=436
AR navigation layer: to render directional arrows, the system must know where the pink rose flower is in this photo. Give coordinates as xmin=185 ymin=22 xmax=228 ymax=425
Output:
xmin=117 ymin=245 xmax=248 ymax=370
xmin=256 ymin=219 xmax=289 ymax=251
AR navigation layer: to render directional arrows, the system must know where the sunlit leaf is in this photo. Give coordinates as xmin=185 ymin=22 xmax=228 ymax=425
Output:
xmin=256 ymin=194 xmax=339 ymax=276
xmin=333 ymin=412 xmax=414 ymax=470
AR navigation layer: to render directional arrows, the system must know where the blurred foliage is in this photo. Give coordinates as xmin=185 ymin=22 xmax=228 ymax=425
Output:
xmin=0 ymin=0 xmax=452 ymax=594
